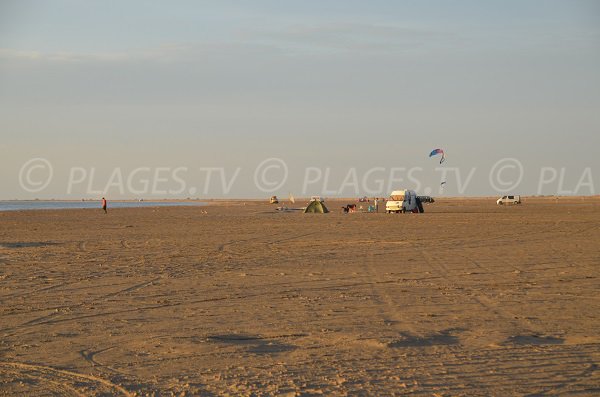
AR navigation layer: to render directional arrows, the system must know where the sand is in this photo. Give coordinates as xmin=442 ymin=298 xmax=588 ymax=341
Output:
xmin=1 ymin=197 xmax=599 ymax=396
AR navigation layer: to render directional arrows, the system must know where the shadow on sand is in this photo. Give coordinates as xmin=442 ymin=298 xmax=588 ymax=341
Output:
xmin=506 ymin=335 xmax=564 ymax=346
xmin=0 ymin=242 xmax=60 ymax=249
xmin=388 ymin=329 xmax=463 ymax=348
xmin=207 ymin=334 xmax=297 ymax=354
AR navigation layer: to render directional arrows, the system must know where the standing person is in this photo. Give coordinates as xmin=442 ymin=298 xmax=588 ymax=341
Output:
xmin=374 ymin=198 xmax=379 ymax=213
xmin=101 ymin=197 xmax=107 ymax=214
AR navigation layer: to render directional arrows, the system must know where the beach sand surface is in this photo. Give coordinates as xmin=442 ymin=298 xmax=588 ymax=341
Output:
xmin=1 ymin=197 xmax=599 ymax=396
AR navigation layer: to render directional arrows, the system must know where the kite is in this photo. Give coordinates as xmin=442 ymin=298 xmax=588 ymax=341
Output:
xmin=429 ymin=149 xmax=445 ymax=164
xmin=440 ymin=181 xmax=447 ymax=187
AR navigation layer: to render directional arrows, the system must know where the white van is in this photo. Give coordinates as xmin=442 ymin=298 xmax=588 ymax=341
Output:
xmin=386 ymin=189 xmax=420 ymax=213
xmin=497 ymin=195 xmax=521 ymax=205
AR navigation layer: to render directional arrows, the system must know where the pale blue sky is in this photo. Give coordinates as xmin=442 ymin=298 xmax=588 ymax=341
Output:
xmin=1 ymin=1 xmax=599 ymax=198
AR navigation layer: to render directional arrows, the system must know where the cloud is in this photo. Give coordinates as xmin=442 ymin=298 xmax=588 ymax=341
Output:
xmin=0 ymin=22 xmax=449 ymax=66
xmin=0 ymin=43 xmax=192 ymax=63
xmin=243 ymin=22 xmax=449 ymax=53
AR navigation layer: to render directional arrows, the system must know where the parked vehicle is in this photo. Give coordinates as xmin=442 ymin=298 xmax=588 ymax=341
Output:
xmin=497 ymin=195 xmax=521 ymax=205
xmin=386 ymin=189 xmax=423 ymax=213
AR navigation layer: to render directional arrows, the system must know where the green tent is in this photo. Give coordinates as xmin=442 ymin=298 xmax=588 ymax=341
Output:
xmin=304 ymin=200 xmax=329 ymax=213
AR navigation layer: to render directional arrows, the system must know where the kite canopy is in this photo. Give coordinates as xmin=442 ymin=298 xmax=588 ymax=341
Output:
xmin=429 ymin=148 xmax=445 ymax=164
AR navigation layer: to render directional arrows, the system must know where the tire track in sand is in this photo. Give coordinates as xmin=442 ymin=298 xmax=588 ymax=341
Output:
xmin=2 ymin=277 xmax=161 ymax=333
xmin=0 ymin=361 xmax=133 ymax=396
xmin=79 ymin=347 xmax=131 ymax=377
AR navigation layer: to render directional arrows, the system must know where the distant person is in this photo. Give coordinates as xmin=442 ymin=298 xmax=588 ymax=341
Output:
xmin=374 ymin=198 xmax=379 ymax=213
xmin=101 ymin=197 xmax=107 ymax=214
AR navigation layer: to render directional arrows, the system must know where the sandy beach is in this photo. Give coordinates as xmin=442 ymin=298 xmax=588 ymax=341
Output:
xmin=1 ymin=197 xmax=599 ymax=396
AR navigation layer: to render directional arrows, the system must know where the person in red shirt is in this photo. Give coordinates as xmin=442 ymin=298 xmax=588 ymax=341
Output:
xmin=101 ymin=197 xmax=107 ymax=214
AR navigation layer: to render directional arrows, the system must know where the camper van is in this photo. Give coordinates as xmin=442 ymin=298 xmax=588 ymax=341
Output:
xmin=386 ymin=189 xmax=420 ymax=213
xmin=497 ymin=195 xmax=521 ymax=205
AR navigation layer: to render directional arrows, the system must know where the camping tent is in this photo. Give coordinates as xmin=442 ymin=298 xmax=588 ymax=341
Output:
xmin=303 ymin=200 xmax=329 ymax=213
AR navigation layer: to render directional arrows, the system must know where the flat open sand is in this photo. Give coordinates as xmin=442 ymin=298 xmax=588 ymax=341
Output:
xmin=1 ymin=197 xmax=599 ymax=396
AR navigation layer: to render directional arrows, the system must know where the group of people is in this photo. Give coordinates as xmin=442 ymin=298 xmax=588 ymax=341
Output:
xmin=370 ymin=197 xmax=386 ymax=212
xmin=341 ymin=204 xmax=357 ymax=213
xmin=342 ymin=197 xmax=387 ymax=213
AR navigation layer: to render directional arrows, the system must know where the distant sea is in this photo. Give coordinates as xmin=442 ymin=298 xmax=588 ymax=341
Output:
xmin=0 ymin=201 xmax=207 ymax=212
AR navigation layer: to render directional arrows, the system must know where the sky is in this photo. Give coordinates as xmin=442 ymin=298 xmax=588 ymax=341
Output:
xmin=1 ymin=0 xmax=599 ymax=199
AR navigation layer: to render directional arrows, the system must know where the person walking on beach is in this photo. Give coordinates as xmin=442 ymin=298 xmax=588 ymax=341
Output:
xmin=101 ymin=197 xmax=107 ymax=214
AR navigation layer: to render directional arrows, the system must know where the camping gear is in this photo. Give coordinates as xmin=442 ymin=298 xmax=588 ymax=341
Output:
xmin=304 ymin=200 xmax=329 ymax=213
